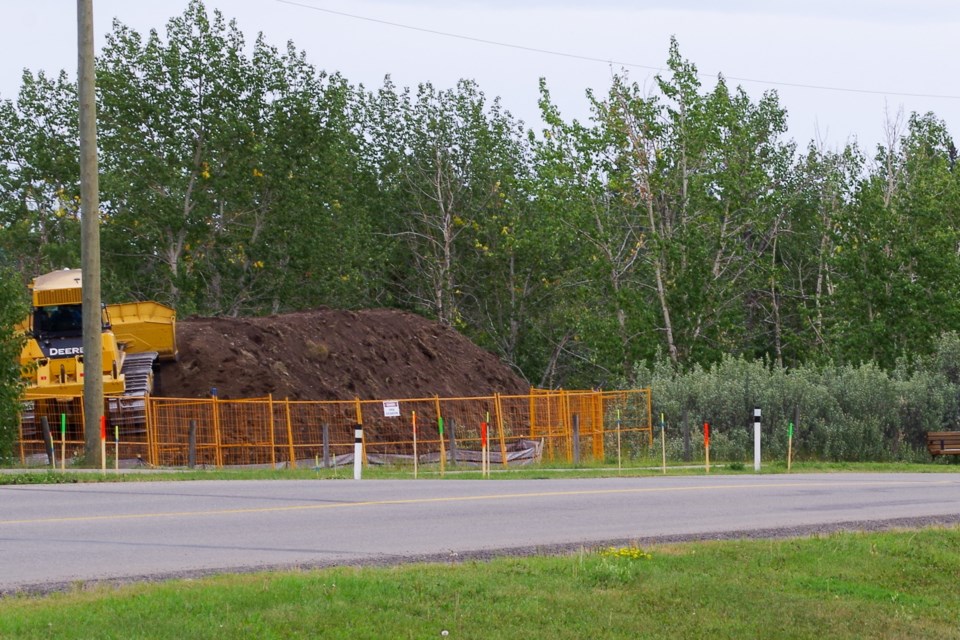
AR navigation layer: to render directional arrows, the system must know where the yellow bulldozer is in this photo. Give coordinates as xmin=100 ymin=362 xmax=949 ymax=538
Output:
xmin=18 ymin=268 xmax=177 ymax=438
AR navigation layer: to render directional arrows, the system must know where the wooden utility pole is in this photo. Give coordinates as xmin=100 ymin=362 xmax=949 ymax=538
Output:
xmin=78 ymin=0 xmax=104 ymax=466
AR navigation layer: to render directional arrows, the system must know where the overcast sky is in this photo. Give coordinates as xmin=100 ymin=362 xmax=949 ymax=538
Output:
xmin=2 ymin=1 xmax=958 ymax=153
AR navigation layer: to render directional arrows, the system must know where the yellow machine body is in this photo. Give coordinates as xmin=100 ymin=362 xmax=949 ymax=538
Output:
xmin=19 ymin=269 xmax=177 ymax=399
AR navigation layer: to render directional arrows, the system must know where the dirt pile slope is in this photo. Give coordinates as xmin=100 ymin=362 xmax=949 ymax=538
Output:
xmin=156 ymin=308 xmax=528 ymax=400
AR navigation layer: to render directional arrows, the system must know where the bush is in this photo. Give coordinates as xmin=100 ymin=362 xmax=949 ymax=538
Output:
xmin=632 ymin=345 xmax=960 ymax=463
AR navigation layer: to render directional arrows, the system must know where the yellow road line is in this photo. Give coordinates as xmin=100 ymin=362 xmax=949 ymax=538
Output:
xmin=1 ymin=478 xmax=955 ymax=526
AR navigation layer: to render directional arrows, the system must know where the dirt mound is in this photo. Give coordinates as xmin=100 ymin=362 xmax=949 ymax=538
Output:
xmin=156 ymin=308 xmax=529 ymax=400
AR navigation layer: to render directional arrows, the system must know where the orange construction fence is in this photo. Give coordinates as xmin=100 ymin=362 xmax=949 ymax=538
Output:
xmin=16 ymin=389 xmax=652 ymax=468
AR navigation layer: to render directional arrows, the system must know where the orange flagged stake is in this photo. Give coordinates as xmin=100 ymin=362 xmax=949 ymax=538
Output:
xmin=704 ymin=421 xmax=710 ymax=474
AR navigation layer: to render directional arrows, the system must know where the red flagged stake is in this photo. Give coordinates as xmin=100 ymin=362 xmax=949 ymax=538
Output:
xmin=100 ymin=415 xmax=107 ymax=472
xmin=704 ymin=421 xmax=711 ymax=474
xmin=412 ymin=410 xmax=419 ymax=479
xmin=480 ymin=421 xmax=490 ymax=477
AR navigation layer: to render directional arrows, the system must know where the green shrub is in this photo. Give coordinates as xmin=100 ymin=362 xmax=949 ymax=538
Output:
xmin=632 ymin=342 xmax=960 ymax=463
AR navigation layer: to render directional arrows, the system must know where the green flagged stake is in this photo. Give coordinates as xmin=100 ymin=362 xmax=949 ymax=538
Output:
xmin=60 ymin=413 xmax=66 ymax=472
xmin=437 ymin=416 xmax=444 ymax=437
xmin=787 ymin=421 xmax=795 ymax=472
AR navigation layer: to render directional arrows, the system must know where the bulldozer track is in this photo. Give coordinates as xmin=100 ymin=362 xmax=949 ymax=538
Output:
xmin=20 ymin=351 xmax=159 ymax=440
xmin=106 ymin=351 xmax=158 ymax=434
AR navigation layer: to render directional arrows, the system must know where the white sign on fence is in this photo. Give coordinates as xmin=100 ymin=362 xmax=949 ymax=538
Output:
xmin=383 ymin=400 xmax=400 ymax=417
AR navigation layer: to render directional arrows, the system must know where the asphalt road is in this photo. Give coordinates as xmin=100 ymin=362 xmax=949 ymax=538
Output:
xmin=2 ymin=473 xmax=960 ymax=593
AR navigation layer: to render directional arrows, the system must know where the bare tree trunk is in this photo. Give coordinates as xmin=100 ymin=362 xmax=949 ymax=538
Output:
xmin=538 ymin=332 xmax=572 ymax=389
xmin=166 ymin=137 xmax=203 ymax=305
xmin=881 ymin=105 xmax=904 ymax=208
xmin=616 ymin=92 xmax=679 ymax=364
xmin=813 ymin=222 xmax=829 ymax=346
xmin=647 ymin=198 xmax=679 ymax=364
xmin=770 ymin=234 xmax=783 ymax=367
xmin=508 ymin=253 xmax=520 ymax=364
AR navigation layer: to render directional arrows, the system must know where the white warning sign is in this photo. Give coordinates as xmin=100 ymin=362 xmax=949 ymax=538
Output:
xmin=383 ymin=400 xmax=400 ymax=417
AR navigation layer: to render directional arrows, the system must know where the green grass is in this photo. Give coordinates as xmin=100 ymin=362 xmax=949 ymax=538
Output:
xmin=2 ymin=459 xmax=960 ymax=484
xmin=2 ymin=528 xmax=960 ymax=639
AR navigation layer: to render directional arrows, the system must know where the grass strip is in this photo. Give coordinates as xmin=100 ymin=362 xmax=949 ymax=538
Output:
xmin=1 ymin=527 xmax=959 ymax=639
xmin=2 ymin=460 xmax=960 ymax=484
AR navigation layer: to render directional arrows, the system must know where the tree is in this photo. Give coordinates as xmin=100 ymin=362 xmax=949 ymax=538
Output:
xmin=96 ymin=1 xmax=375 ymax=315
xmin=532 ymin=76 xmax=658 ymax=383
xmin=0 ymin=267 xmax=26 ymax=461
xmin=364 ymin=79 xmax=528 ymax=327
xmin=647 ymin=42 xmax=793 ymax=365
xmin=530 ymin=40 xmax=793 ymax=384
xmin=0 ymin=70 xmax=81 ymax=277
xmin=776 ymin=140 xmax=863 ymax=364
xmin=831 ymin=112 xmax=960 ymax=366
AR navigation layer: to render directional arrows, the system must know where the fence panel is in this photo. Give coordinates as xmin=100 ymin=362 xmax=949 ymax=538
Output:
xmin=16 ymin=389 xmax=652 ymax=468
xmin=283 ymin=399 xmax=357 ymax=467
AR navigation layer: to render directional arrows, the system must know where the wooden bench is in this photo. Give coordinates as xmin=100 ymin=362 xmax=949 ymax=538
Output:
xmin=927 ymin=432 xmax=960 ymax=457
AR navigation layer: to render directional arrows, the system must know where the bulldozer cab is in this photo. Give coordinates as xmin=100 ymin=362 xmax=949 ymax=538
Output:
xmin=32 ymin=303 xmax=109 ymax=338
xmin=34 ymin=304 xmax=82 ymax=336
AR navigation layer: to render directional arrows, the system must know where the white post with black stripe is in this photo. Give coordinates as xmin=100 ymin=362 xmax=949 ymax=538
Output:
xmin=753 ymin=407 xmax=761 ymax=472
xmin=353 ymin=424 xmax=363 ymax=480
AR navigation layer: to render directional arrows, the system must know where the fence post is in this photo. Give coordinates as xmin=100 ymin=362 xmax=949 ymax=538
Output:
xmin=646 ymin=389 xmax=654 ymax=447
xmin=322 ymin=423 xmax=330 ymax=468
xmin=572 ymin=413 xmax=581 ymax=465
xmin=354 ymin=397 xmax=367 ymax=465
xmin=529 ymin=391 xmax=537 ymax=441
xmin=494 ymin=393 xmax=509 ymax=467
xmin=447 ymin=417 xmax=457 ymax=466
xmin=268 ymin=394 xmax=277 ymax=468
xmin=212 ymin=393 xmax=223 ymax=468
xmin=753 ymin=406 xmax=761 ymax=472
xmin=188 ymin=420 xmax=197 ymax=469
xmin=285 ymin=399 xmax=297 ymax=470
xmin=18 ymin=409 xmax=27 ymax=467
xmin=40 ymin=416 xmax=54 ymax=468
xmin=353 ymin=423 xmax=363 ymax=480
xmin=145 ymin=398 xmax=156 ymax=467
xmin=592 ymin=391 xmax=604 ymax=460
xmin=542 ymin=391 xmax=555 ymax=461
